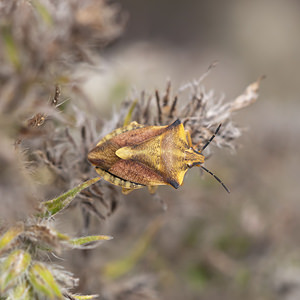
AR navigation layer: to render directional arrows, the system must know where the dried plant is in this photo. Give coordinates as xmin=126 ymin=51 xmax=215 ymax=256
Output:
xmin=0 ymin=0 xmax=263 ymax=299
xmin=117 ymin=68 xmax=263 ymax=153
xmin=0 ymin=0 xmax=122 ymax=221
xmin=0 ymin=176 xmax=113 ymax=299
xmin=0 ymin=0 xmax=122 ymax=299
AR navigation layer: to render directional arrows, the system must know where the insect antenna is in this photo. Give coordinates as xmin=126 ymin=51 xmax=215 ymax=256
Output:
xmin=193 ymin=124 xmax=222 ymax=155
xmin=200 ymin=165 xmax=230 ymax=193
xmin=201 ymin=124 xmax=222 ymax=152
xmin=193 ymin=124 xmax=229 ymax=193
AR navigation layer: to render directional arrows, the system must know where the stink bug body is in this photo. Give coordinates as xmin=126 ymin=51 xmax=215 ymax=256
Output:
xmin=88 ymin=119 xmax=229 ymax=194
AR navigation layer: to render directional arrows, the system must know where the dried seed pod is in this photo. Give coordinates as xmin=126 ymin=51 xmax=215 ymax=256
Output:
xmin=88 ymin=119 xmax=229 ymax=194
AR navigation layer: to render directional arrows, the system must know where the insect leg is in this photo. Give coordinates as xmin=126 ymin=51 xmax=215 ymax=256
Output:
xmin=148 ymin=185 xmax=158 ymax=194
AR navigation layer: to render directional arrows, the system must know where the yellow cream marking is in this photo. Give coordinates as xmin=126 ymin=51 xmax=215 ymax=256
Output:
xmin=95 ymin=168 xmax=144 ymax=190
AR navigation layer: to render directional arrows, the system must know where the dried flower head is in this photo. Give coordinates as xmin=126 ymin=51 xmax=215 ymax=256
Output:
xmin=0 ymin=0 xmax=123 ymax=223
xmin=116 ymin=67 xmax=263 ymax=155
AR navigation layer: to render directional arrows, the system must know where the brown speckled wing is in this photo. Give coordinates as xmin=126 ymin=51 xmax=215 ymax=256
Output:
xmin=108 ymin=160 xmax=168 ymax=187
xmin=110 ymin=125 xmax=168 ymax=148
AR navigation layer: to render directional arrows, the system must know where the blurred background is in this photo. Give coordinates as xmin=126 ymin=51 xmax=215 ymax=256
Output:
xmin=1 ymin=0 xmax=300 ymax=299
xmin=83 ymin=1 xmax=300 ymax=299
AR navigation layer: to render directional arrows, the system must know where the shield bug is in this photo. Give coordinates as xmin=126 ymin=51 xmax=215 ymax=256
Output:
xmin=88 ymin=119 xmax=229 ymax=194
